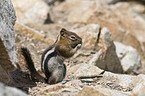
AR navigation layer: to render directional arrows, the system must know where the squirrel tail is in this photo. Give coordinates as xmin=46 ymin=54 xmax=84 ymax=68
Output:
xmin=21 ymin=47 xmax=46 ymax=83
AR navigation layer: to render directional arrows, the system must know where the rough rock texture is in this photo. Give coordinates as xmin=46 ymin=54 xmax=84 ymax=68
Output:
xmin=69 ymin=63 xmax=145 ymax=96
xmin=0 ymin=82 xmax=27 ymax=96
xmin=56 ymin=0 xmax=145 ymax=58
xmin=69 ymin=24 xmax=141 ymax=74
xmin=78 ymin=86 xmax=130 ymax=96
xmin=67 ymin=0 xmax=145 ymax=43
xmin=0 ymin=0 xmax=18 ymax=84
xmin=15 ymin=22 xmax=55 ymax=44
xmin=12 ymin=0 xmax=50 ymax=26
xmin=89 ymin=28 xmax=123 ymax=73
xmin=29 ymin=83 xmax=65 ymax=95
xmin=115 ymin=42 xmax=141 ymax=73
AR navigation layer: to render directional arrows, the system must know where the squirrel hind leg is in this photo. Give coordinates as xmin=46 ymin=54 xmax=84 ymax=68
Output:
xmin=48 ymin=65 xmax=66 ymax=84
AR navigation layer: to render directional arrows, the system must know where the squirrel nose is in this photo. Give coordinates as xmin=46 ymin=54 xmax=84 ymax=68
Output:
xmin=77 ymin=40 xmax=82 ymax=48
xmin=79 ymin=40 xmax=82 ymax=45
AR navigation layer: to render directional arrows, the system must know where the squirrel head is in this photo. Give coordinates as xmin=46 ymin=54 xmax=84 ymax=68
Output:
xmin=56 ymin=28 xmax=82 ymax=58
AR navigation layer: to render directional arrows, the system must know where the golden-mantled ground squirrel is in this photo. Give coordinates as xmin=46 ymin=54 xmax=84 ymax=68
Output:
xmin=21 ymin=28 xmax=82 ymax=84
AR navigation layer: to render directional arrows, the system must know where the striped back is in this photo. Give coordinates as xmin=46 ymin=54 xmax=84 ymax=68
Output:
xmin=41 ymin=44 xmax=56 ymax=73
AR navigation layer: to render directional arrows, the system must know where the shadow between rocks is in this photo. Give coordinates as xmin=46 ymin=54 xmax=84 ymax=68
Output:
xmin=10 ymin=69 xmax=37 ymax=93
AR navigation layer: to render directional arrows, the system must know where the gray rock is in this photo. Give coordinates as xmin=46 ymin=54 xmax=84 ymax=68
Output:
xmin=89 ymin=28 xmax=124 ymax=73
xmin=115 ymin=42 xmax=141 ymax=73
xmin=0 ymin=0 xmax=18 ymax=84
xmin=0 ymin=83 xmax=27 ymax=96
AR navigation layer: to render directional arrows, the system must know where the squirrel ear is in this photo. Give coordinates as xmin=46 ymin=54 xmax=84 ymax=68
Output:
xmin=60 ymin=28 xmax=67 ymax=37
xmin=60 ymin=28 xmax=67 ymax=33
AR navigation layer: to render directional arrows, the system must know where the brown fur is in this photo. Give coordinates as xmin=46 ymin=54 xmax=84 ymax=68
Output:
xmin=21 ymin=28 xmax=82 ymax=84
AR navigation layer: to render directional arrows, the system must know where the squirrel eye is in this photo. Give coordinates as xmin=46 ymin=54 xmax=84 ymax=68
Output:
xmin=61 ymin=32 xmax=65 ymax=37
xmin=70 ymin=36 xmax=76 ymax=40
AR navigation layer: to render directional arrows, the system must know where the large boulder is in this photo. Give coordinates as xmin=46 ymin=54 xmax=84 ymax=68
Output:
xmin=89 ymin=28 xmax=123 ymax=73
xmin=12 ymin=0 xmax=50 ymax=26
xmin=72 ymin=24 xmax=141 ymax=74
xmin=115 ymin=42 xmax=141 ymax=73
xmin=0 ymin=0 xmax=18 ymax=84
xmin=14 ymin=22 xmax=54 ymax=44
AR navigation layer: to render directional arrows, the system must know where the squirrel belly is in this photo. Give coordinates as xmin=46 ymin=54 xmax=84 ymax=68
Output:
xmin=44 ymin=55 xmax=66 ymax=84
xmin=41 ymin=44 xmax=56 ymax=73
xmin=41 ymin=45 xmax=66 ymax=84
xmin=21 ymin=28 xmax=82 ymax=84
